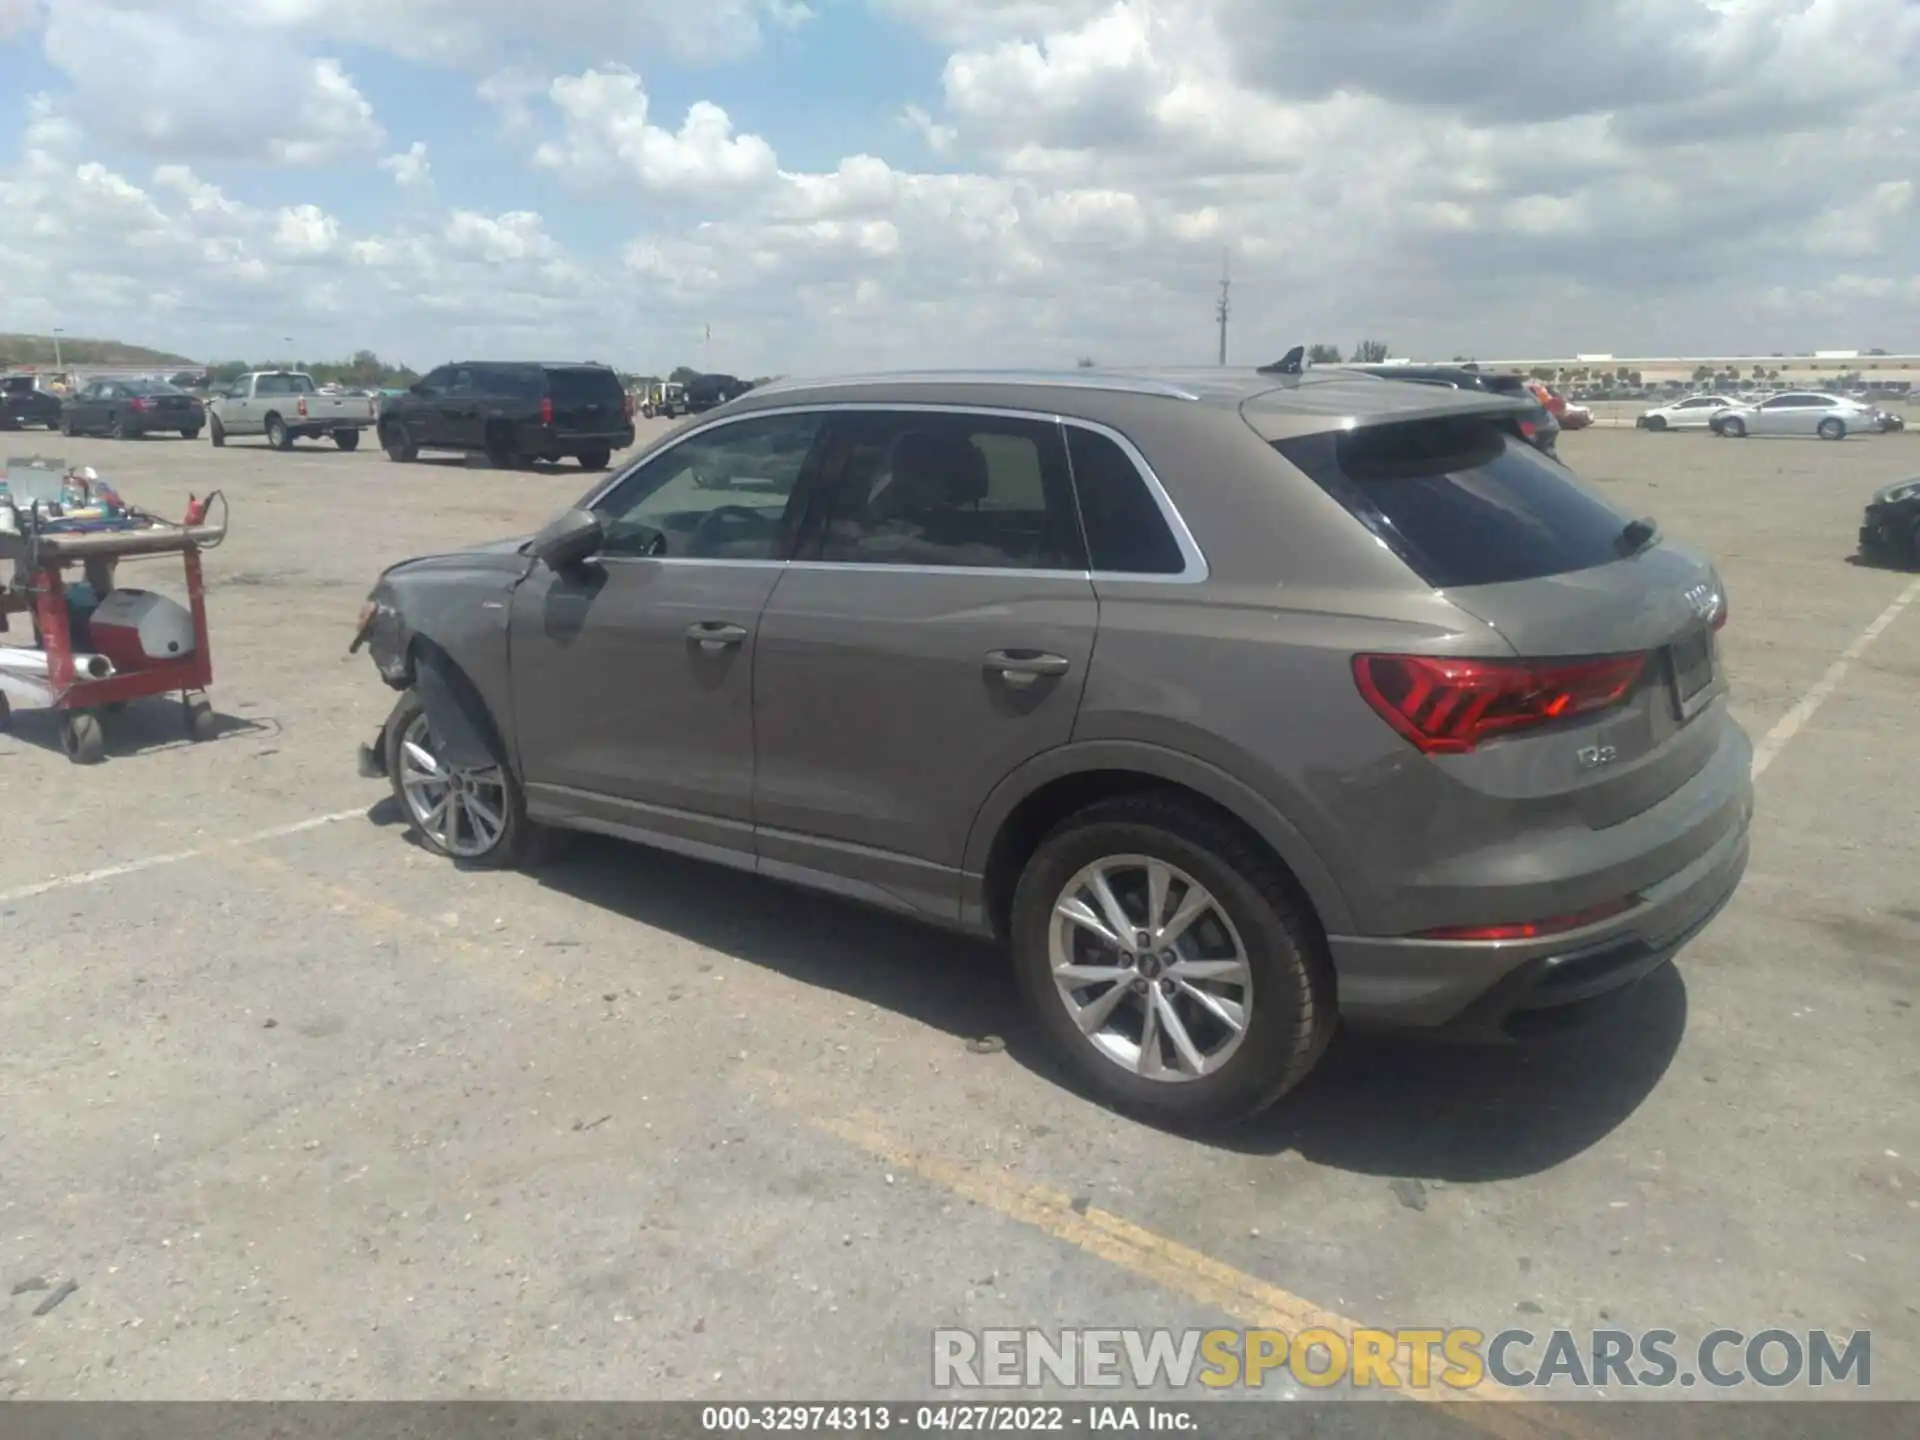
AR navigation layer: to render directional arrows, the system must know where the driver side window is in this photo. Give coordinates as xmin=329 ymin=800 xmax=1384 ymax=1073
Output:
xmin=594 ymin=411 xmax=827 ymax=560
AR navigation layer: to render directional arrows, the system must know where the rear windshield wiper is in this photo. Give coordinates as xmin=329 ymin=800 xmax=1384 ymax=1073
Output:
xmin=1616 ymin=516 xmax=1660 ymax=557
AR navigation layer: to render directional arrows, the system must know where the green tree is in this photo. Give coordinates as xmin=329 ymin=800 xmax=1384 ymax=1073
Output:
xmin=1352 ymin=338 xmax=1390 ymax=364
xmin=1307 ymin=343 xmax=1343 ymax=364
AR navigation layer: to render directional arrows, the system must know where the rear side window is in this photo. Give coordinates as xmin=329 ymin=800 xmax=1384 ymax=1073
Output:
xmin=546 ymin=367 xmax=624 ymax=406
xmin=1065 ymin=427 xmax=1185 ymax=575
xmin=812 ymin=411 xmax=1086 ymax=571
xmin=1275 ymin=416 xmax=1629 ymax=589
xmin=484 ymin=368 xmax=544 ymax=400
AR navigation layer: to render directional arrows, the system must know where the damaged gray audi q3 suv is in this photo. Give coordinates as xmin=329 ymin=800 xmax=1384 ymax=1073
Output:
xmin=352 ymin=358 xmax=1751 ymax=1126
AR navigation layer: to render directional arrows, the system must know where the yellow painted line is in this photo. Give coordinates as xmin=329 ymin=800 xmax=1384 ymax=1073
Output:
xmin=219 ymin=848 xmax=561 ymax=1002
xmin=746 ymin=1069 xmax=1597 ymax=1440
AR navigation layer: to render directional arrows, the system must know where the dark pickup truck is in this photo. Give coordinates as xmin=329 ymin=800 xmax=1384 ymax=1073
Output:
xmin=2 ymin=375 xmax=63 ymax=431
xmin=376 ymin=361 xmax=636 ymax=469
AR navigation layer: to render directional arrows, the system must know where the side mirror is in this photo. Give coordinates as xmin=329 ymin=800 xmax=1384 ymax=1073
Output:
xmin=530 ymin=507 xmax=605 ymax=571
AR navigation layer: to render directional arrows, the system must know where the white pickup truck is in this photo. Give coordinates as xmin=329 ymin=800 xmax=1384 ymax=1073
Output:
xmin=206 ymin=371 xmax=377 ymax=451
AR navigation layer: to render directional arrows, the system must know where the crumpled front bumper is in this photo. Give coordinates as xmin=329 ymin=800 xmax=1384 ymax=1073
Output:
xmin=357 ymin=728 xmax=388 ymax=778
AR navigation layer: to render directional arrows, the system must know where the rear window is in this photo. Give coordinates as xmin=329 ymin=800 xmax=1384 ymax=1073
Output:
xmin=1274 ymin=415 xmax=1630 ymax=588
xmin=3 ymin=377 xmax=34 ymax=394
xmin=545 ymin=367 xmax=624 ymax=405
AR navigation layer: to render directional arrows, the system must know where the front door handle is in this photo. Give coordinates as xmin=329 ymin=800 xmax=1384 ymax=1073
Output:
xmin=687 ymin=621 xmax=749 ymax=653
xmin=985 ymin=649 xmax=1071 ymax=688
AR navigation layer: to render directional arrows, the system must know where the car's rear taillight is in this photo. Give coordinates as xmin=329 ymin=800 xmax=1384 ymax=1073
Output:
xmin=130 ymin=397 xmax=151 ymax=410
xmin=622 ymin=392 xmax=634 ymax=421
xmin=1352 ymin=652 xmax=1648 ymax=755
xmin=1517 ymin=419 xmax=1538 ymax=438
xmin=297 ymin=396 xmax=309 ymax=417
xmin=539 ymin=396 xmax=554 ymax=425
xmin=1416 ymin=895 xmax=1640 ymax=942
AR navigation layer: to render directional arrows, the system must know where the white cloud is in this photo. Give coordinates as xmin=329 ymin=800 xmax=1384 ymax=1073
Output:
xmin=533 ymin=67 xmax=780 ymax=196
xmin=39 ymin=1 xmax=382 ymax=165
xmin=379 ymin=142 xmax=433 ymax=188
xmin=3 ymin=0 xmax=1918 ymax=373
xmin=0 ymin=0 xmax=42 ymax=39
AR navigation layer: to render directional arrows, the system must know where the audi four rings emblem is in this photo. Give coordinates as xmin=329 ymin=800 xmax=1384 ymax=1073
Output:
xmin=1684 ymin=583 xmax=1717 ymax=619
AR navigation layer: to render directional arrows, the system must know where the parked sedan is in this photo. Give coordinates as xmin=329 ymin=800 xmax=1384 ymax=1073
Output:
xmin=58 ymin=379 xmax=205 ymax=439
xmin=1713 ymin=391 xmax=1878 ymax=440
xmin=1859 ymin=477 xmax=1920 ymax=568
xmin=1637 ymin=395 xmax=1736 ymax=431
xmin=350 ymin=365 xmax=1750 ymax=1128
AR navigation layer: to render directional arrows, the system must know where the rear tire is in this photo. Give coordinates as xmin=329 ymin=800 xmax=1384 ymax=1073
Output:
xmin=1818 ymin=418 xmax=1846 ymax=441
xmin=383 ymin=689 xmax=558 ymax=869
xmin=1009 ymin=792 xmax=1334 ymax=1129
xmin=577 ymin=447 xmax=611 ymax=471
xmin=334 ymin=428 xmax=361 ymax=451
xmin=381 ymin=421 xmax=418 ymax=463
xmin=1722 ymin=417 xmax=1747 ymax=438
xmin=60 ymin=413 xmax=75 ymax=437
xmin=110 ymin=412 xmax=132 ymax=441
xmin=209 ymin=414 xmax=226 ymax=447
xmin=181 ymin=427 xmax=200 ymax=440
xmin=265 ymin=415 xmax=292 ymax=450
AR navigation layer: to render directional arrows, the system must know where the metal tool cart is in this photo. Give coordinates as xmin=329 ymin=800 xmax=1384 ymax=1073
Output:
xmin=0 ymin=454 xmax=228 ymax=764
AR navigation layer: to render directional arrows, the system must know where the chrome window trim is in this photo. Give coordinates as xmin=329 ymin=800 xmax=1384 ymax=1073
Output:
xmin=581 ymin=401 xmax=1209 ymax=584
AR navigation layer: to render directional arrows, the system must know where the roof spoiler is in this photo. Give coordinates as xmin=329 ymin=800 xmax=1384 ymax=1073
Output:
xmin=1256 ymin=346 xmax=1306 ymax=376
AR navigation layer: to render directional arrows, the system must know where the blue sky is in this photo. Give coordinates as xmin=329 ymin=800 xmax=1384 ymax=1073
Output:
xmin=1 ymin=1 xmax=1916 ymax=375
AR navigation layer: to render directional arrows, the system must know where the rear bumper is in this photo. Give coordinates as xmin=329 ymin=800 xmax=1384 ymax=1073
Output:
xmin=526 ymin=424 xmax=635 ymax=454
xmin=1330 ymin=727 xmax=1754 ymax=1035
xmin=131 ymin=411 xmax=202 ymax=432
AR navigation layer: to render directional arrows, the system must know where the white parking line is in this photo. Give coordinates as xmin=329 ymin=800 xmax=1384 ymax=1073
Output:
xmin=1750 ymin=575 xmax=1920 ymax=780
xmin=0 ymin=807 xmax=369 ymax=906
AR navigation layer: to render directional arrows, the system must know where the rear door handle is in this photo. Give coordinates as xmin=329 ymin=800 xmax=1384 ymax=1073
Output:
xmin=687 ymin=621 xmax=749 ymax=653
xmin=985 ymin=649 xmax=1071 ymax=688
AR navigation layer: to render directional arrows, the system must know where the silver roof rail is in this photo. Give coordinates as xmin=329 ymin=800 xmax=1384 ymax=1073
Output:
xmin=743 ymin=370 xmax=1203 ymax=402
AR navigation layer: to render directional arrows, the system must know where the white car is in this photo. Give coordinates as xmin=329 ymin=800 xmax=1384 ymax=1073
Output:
xmin=1637 ymin=395 xmax=1738 ymax=431
xmin=1712 ymin=391 xmax=1879 ymax=441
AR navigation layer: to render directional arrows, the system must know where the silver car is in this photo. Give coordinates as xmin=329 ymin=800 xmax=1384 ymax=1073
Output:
xmin=1637 ymin=395 xmax=1738 ymax=432
xmin=1713 ymin=391 xmax=1878 ymax=440
xmin=351 ymin=365 xmax=1753 ymax=1127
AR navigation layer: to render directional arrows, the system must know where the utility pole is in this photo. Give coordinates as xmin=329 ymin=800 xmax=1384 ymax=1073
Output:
xmin=1214 ymin=249 xmax=1231 ymax=366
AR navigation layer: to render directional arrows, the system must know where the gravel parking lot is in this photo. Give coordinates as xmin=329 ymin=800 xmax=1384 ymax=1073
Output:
xmin=3 ymin=419 xmax=1918 ymax=1410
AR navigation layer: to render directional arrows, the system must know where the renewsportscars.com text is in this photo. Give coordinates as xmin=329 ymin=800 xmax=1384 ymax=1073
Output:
xmin=932 ymin=1327 xmax=1871 ymax=1392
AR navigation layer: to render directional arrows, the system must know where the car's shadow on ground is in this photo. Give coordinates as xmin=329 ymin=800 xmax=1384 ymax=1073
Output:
xmin=526 ymin=833 xmax=1687 ymax=1183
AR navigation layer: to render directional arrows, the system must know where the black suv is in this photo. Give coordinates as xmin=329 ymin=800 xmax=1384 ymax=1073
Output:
xmin=1343 ymin=365 xmax=1559 ymax=457
xmin=2 ymin=375 xmax=63 ymax=431
xmin=683 ymin=373 xmax=752 ymax=414
xmin=377 ymin=362 xmax=635 ymax=469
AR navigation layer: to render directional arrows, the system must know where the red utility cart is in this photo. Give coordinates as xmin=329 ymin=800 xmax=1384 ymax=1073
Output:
xmin=0 ymin=520 xmax=226 ymax=764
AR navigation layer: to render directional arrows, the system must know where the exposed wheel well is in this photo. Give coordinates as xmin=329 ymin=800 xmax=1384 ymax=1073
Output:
xmin=980 ymin=769 xmax=1324 ymax=946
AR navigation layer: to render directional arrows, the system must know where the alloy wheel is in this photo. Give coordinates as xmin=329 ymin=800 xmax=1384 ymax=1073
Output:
xmin=1048 ymin=854 xmax=1254 ymax=1082
xmin=397 ymin=712 xmax=509 ymax=858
